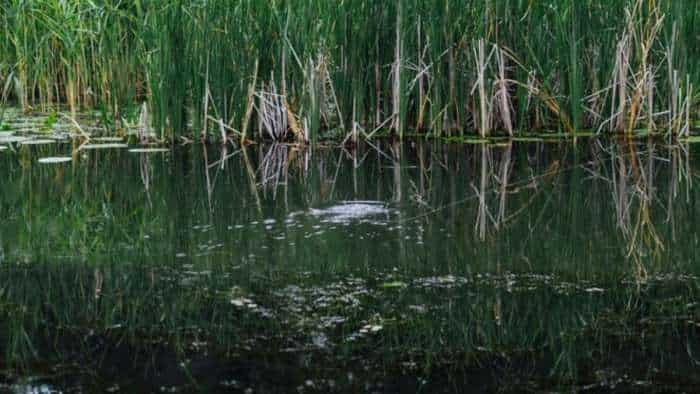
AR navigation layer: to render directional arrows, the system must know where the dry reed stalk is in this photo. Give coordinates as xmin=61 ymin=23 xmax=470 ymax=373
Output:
xmin=391 ymin=0 xmax=403 ymax=135
xmin=375 ymin=62 xmax=381 ymax=127
xmin=416 ymin=19 xmax=426 ymax=130
xmin=240 ymin=59 xmax=259 ymax=144
xmin=255 ymin=81 xmax=288 ymax=141
xmin=473 ymin=39 xmax=490 ymax=137
xmin=202 ymin=57 xmax=210 ymax=140
xmin=138 ymin=102 xmax=150 ymax=143
xmin=494 ymin=47 xmax=513 ymax=135
xmin=646 ymin=68 xmax=656 ymax=131
xmin=612 ymin=34 xmax=630 ymax=133
xmin=625 ymin=2 xmax=664 ymax=134
xmin=286 ymin=101 xmax=305 ymax=142
xmin=352 ymin=97 xmax=358 ymax=144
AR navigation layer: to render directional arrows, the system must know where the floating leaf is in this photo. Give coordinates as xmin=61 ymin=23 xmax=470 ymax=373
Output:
xmin=80 ymin=143 xmax=129 ymax=150
xmin=492 ymin=142 xmax=513 ymax=147
xmin=462 ymin=138 xmax=489 ymax=144
xmin=20 ymin=139 xmax=56 ymax=145
xmin=128 ymin=148 xmax=170 ymax=153
xmin=92 ymin=136 xmax=125 ymax=142
xmin=512 ymin=137 xmax=544 ymax=142
xmin=0 ymin=136 xmax=30 ymax=143
xmin=681 ymin=136 xmax=700 ymax=143
xmin=380 ymin=281 xmax=407 ymax=289
xmin=38 ymin=157 xmax=72 ymax=164
xmin=230 ymin=297 xmax=254 ymax=308
xmin=47 ymin=134 xmax=71 ymax=141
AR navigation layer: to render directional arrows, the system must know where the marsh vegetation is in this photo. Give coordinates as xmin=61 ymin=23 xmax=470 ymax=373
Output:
xmin=3 ymin=1 xmax=700 ymax=392
xmin=1 ymin=0 xmax=700 ymax=142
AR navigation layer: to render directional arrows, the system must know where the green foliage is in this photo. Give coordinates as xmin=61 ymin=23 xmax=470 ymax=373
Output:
xmin=1 ymin=0 xmax=700 ymax=139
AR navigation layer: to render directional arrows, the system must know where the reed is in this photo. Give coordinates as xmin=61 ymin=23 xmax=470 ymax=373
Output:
xmin=1 ymin=0 xmax=699 ymax=141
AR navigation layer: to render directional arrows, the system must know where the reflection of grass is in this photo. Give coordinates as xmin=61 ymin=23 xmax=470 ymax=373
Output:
xmin=0 ymin=142 xmax=700 ymax=389
xmin=2 ymin=266 xmax=699 ymax=390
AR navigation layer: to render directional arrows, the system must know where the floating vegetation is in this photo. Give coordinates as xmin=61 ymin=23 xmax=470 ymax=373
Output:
xmin=19 ymin=139 xmax=56 ymax=145
xmin=380 ymin=281 xmax=408 ymax=289
xmin=128 ymin=148 xmax=170 ymax=153
xmin=37 ymin=157 xmax=72 ymax=164
xmin=413 ymin=275 xmax=468 ymax=289
xmin=92 ymin=137 xmax=125 ymax=142
xmin=681 ymin=136 xmax=700 ymax=143
xmin=0 ymin=136 xmax=30 ymax=144
xmin=79 ymin=143 xmax=129 ymax=150
xmin=46 ymin=133 xmax=71 ymax=141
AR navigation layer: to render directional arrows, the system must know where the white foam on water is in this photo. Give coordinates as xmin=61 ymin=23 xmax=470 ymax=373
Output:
xmin=292 ymin=201 xmax=392 ymax=225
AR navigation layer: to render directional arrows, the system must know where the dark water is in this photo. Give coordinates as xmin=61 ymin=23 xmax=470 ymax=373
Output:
xmin=1 ymin=138 xmax=700 ymax=393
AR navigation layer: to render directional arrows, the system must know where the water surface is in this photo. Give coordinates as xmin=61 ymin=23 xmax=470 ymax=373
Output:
xmin=1 ymin=139 xmax=699 ymax=392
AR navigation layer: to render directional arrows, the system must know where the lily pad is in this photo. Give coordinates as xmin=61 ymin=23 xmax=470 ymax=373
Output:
xmin=512 ymin=137 xmax=544 ymax=142
xmin=0 ymin=136 xmax=30 ymax=144
xmin=80 ymin=143 xmax=129 ymax=150
xmin=38 ymin=157 xmax=72 ymax=164
xmin=20 ymin=139 xmax=56 ymax=145
xmin=461 ymin=138 xmax=489 ymax=144
xmin=92 ymin=136 xmax=125 ymax=142
xmin=380 ymin=281 xmax=408 ymax=289
xmin=128 ymin=148 xmax=170 ymax=153
xmin=47 ymin=134 xmax=71 ymax=141
xmin=681 ymin=136 xmax=700 ymax=143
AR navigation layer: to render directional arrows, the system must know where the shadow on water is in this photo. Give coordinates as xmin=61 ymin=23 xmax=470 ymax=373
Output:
xmin=1 ymin=138 xmax=700 ymax=392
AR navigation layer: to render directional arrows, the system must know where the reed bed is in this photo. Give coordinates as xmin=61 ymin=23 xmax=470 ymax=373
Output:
xmin=1 ymin=0 xmax=699 ymax=142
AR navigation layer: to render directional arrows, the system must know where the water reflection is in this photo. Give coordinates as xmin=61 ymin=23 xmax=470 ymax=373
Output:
xmin=2 ymin=139 xmax=698 ymax=271
xmin=1 ymin=138 xmax=700 ymax=391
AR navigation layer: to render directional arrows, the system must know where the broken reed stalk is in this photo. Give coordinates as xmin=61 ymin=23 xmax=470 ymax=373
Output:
xmin=494 ymin=47 xmax=513 ymax=136
xmin=474 ymin=39 xmax=490 ymax=138
xmin=241 ymin=60 xmax=259 ymax=145
xmin=391 ymin=0 xmax=403 ymax=138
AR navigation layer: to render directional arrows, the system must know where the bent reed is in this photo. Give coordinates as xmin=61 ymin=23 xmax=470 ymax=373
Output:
xmin=1 ymin=0 xmax=699 ymax=142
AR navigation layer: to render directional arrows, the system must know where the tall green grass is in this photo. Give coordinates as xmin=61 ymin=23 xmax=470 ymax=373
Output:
xmin=1 ymin=0 xmax=699 ymax=141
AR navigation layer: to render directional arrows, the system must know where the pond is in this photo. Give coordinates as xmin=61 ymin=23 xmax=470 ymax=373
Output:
xmin=1 ymin=137 xmax=699 ymax=392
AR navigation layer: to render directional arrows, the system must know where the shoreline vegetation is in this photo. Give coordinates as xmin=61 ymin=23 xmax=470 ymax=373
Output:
xmin=1 ymin=0 xmax=699 ymax=144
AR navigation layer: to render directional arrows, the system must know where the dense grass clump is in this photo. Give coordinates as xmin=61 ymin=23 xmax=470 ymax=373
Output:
xmin=1 ymin=0 xmax=699 ymax=141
